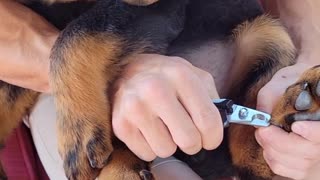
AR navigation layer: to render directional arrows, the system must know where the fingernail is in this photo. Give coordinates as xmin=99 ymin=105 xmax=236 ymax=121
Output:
xmin=292 ymin=122 xmax=305 ymax=135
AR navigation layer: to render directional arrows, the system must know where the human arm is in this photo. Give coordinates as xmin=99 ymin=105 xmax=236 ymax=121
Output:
xmin=257 ymin=1 xmax=320 ymax=179
xmin=0 ymin=0 xmax=58 ymax=93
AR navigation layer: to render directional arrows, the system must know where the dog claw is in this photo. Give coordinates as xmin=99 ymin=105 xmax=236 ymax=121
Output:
xmin=89 ymin=159 xmax=98 ymax=168
xmin=139 ymin=170 xmax=153 ymax=180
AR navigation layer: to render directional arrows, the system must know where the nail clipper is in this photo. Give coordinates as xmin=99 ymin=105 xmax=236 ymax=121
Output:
xmin=213 ymin=99 xmax=271 ymax=127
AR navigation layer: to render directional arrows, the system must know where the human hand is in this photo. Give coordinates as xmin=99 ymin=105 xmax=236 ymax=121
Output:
xmin=256 ymin=123 xmax=320 ymax=180
xmin=256 ymin=59 xmax=320 ymax=180
xmin=0 ymin=1 xmax=58 ymax=93
xmin=112 ymin=54 xmax=223 ymax=161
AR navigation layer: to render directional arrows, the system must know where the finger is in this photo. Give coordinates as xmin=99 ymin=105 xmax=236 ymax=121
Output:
xmin=124 ymin=129 xmax=157 ymax=162
xmin=263 ymin=151 xmax=307 ymax=180
xmin=263 ymin=144 xmax=313 ymax=172
xmin=292 ymin=121 xmax=320 ymax=143
xmin=256 ymin=126 xmax=320 ymax=159
xmin=112 ymin=94 xmax=157 ymax=161
xmin=137 ymin=116 xmax=177 ymax=158
xmin=122 ymin=93 xmax=178 ymax=158
xmin=256 ymin=81 xmax=285 ymax=114
xmin=113 ymin=118 xmax=156 ymax=161
xmin=256 ymin=66 xmax=302 ymax=113
xmin=167 ymin=63 xmax=223 ymax=150
xmin=138 ymin=79 xmax=202 ymax=155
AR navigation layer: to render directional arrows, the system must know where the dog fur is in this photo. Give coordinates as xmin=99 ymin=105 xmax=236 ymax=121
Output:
xmin=2 ymin=0 xmax=318 ymax=179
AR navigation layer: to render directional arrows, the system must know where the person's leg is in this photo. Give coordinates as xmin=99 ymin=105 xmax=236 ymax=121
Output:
xmin=28 ymin=94 xmax=201 ymax=180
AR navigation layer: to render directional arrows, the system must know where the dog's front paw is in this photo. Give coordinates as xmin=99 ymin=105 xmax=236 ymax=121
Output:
xmin=58 ymin=120 xmax=113 ymax=180
xmin=271 ymin=65 xmax=320 ymax=131
xmin=99 ymin=146 xmax=153 ymax=180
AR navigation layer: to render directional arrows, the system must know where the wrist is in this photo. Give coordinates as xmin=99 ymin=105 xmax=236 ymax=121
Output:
xmin=0 ymin=1 xmax=59 ymax=92
xmin=21 ymin=17 xmax=58 ymax=93
xmin=32 ymin=31 xmax=58 ymax=93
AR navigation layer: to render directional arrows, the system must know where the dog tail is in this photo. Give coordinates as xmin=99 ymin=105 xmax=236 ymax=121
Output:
xmin=228 ymin=15 xmax=296 ymax=107
xmin=228 ymin=15 xmax=297 ymax=180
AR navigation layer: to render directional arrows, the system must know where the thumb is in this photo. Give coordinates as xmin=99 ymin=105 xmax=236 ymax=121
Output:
xmin=256 ymin=81 xmax=285 ymax=114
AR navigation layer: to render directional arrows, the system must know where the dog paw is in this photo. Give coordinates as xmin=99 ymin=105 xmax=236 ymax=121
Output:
xmin=271 ymin=65 xmax=320 ymax=131
xmin=58 ymin=121 xmax=113 ymax=180
xmin=98 ymin=146 xmax=153 ymax=180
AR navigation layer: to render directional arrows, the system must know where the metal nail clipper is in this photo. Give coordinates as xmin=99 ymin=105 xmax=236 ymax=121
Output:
xmin=213 ymin=99 xmax=271 ymax=127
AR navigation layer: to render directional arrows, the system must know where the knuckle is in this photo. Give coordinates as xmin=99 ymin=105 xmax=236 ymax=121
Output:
xmin=170 ymin=56 xmax=191 ymax=66
xmin=139 ymin=77 xmax=167 ymax=99
xmin=201 ymin=71 xmax=214 ymax=84
xmin=167 ymin=63 xmax=192 ymax=81
xmin=123 ymin=96 xmax=144 ymax=118
xmin=198 ymin=108 xmax=216 ymax=124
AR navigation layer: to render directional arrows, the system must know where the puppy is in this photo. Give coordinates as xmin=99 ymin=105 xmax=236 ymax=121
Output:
xmin=2 ymin=0 xmax=317 ymax=180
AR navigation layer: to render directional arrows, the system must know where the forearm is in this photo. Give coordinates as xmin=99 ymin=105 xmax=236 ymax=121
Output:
xmin=0 ymin=0 xmax=58 ymax=92
xmin=276 ymin=0 xmax=320 ymax=65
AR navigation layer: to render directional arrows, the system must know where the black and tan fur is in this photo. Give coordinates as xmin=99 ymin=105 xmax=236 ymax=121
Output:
xmin=1 ymin=0 xmax=319 ymax=180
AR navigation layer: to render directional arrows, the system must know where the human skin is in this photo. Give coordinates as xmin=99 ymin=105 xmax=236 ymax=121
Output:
xmin=257 ymin=1 xmax=320 ymax=179
xmin=0 ymin=0 xmax=57 ymax=93
xmin=1 ymin=0 xmax=320 ymax=179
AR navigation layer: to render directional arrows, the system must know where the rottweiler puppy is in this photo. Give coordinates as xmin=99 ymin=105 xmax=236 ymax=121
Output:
xmin=1 ymin=0 xmax=318 ymax=180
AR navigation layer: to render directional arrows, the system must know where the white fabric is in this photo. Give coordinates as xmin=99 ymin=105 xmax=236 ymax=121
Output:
xmin=27 ymin=94 xmax=202 ymax=180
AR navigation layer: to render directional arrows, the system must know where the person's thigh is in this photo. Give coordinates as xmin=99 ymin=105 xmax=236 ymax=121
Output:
xmin=28 ymin=94 xmax=201 ymax=180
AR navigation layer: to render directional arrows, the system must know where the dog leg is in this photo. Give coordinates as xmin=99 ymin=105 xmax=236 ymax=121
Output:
xmin=0 ymin=82 xmax=39 ymax=179
xmin=51 ymin=32 xmax=121 ymax=179
xmin=50 ymin=1 xmax=186 ymax=179
xmin=98 ymin=141 xmax=153 ymax=180
xmin=227 ymin=15 xmax=296 ymax=179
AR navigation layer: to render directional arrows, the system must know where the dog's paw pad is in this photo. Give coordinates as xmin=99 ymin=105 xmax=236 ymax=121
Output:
xmin=272 ymin=66 xmax=320 ymax=131
xmin=295 ymin=89 xmax=313 ymax=111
